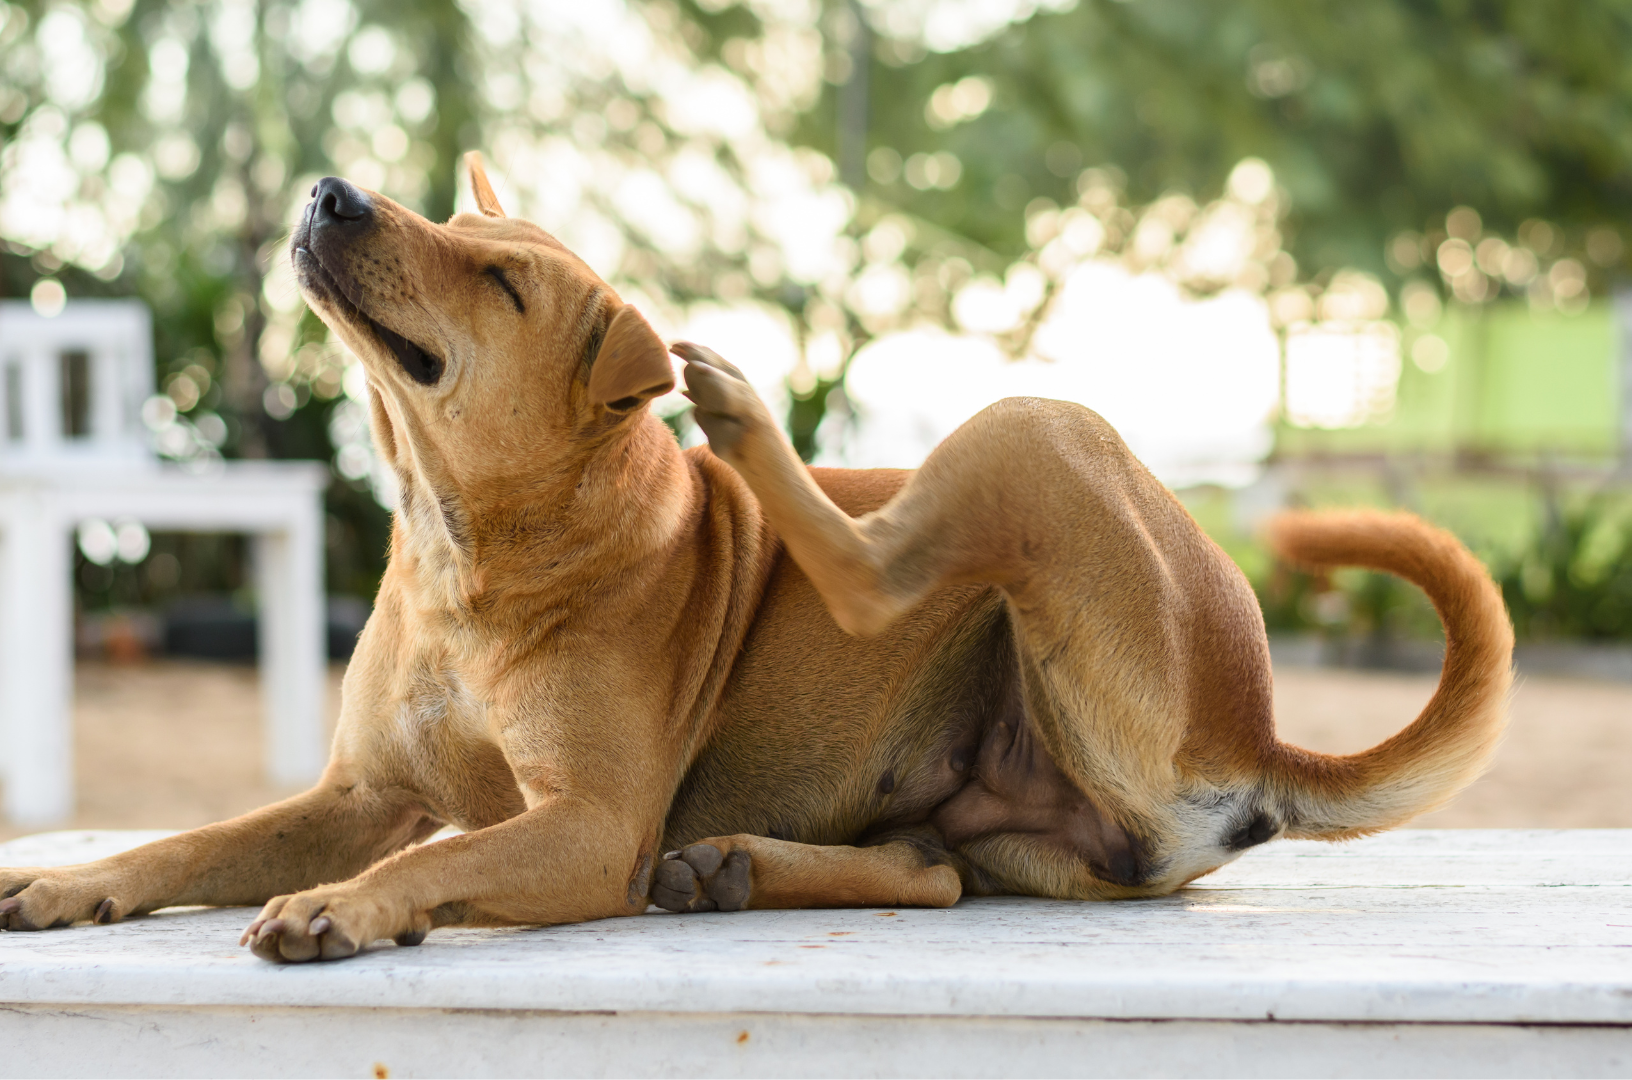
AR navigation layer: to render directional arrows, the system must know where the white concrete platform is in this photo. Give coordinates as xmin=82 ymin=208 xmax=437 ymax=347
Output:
xmin=1 ymin=828 xmax=1629 ymax=1077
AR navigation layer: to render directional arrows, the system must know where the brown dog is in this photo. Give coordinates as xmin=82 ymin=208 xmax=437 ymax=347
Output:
xmin=0 ymin=156 xmax=1512 ymax=959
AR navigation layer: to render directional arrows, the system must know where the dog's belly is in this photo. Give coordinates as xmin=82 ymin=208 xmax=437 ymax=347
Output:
xmin=660 ymin=558 xmax=999 ymax=844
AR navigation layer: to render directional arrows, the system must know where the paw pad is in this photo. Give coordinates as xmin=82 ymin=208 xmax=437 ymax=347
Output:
xmin=652 ymin=844 xmax=751 ymax=913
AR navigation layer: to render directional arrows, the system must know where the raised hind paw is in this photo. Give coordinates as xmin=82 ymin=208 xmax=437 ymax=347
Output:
xmin=672 ymin=342 xmax=778 ymax=461
xmin=652 ymin=842 xmax=752 ymax=913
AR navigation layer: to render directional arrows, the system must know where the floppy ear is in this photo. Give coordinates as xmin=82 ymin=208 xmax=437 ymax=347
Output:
xmin=588 ymin=305 xmax=676 ymax=411
xmin=464 ymin=151 xmax=505 ymax=218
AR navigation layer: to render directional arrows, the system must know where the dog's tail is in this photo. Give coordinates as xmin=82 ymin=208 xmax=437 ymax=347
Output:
xmin=1263 ymin=510 xmax=1513 ymax=840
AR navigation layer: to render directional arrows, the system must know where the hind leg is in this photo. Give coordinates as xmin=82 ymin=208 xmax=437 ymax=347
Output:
xmin=651 ymin=834 xmax=962 ymax=912
xmin=679 ymin=342 xmax=1018 ymax=635
xmin=676 ymin=343 xmax=1190 ymax=645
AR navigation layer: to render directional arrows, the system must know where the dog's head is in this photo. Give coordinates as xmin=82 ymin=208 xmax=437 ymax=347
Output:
xmin=291 ymin=154 xmax=678 ymax=551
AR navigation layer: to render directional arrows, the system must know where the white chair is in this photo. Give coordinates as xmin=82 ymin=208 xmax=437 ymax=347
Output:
xmin=0 ymin=299 xmax=329 ymax=826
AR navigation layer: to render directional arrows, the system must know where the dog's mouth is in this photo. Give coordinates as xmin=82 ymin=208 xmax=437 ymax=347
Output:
xmin=293 ymin=246 xmax=445 ymax=387
xmin=364 ymin=311 xmax=444 ymax=386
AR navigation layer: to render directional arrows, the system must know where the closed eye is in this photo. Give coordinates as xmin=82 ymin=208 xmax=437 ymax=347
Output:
xmin=484 ymin=266 xmax=525 ymax=314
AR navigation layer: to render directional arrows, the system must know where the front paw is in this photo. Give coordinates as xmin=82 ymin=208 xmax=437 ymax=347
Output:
xmin=672 ymin=342 xmax=775 ymax=460
xmin=0 ymin=867 xmax=131 ymax=930
xmin=241 ymin=886 xmax=430 ymax=963
xmin=652 ymin=842 xmax=752 ymax=913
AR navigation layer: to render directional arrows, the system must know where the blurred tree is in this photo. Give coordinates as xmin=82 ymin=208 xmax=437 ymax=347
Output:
xmin=1498 ymin=491 xmax=1632 ymax=640
xmin=756 ymin=0 xmax=1632 ymax=285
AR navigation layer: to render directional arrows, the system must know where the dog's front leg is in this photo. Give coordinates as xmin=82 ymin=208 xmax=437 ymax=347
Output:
xmin=244 ymin=689 xmax=673 ymax=962
xmin=0 ymin=776 xmax=437 ymax=931
xmin=242 ymin=796 xmax=658 ymax=961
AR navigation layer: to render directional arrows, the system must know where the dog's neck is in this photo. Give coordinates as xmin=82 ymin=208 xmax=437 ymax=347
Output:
xmin=387 ymin=412 xmax=693 ymax=629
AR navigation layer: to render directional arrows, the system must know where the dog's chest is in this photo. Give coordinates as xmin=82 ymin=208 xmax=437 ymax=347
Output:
xmin=392 ymin=670 xmax=525 ymax=828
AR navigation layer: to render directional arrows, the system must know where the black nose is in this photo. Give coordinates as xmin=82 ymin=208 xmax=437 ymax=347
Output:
xmin=310 ymin=176 xmax=372 ymax=227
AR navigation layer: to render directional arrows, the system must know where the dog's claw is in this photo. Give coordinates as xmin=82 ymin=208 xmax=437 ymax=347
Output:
xmin=309 ymin=915 xmax=332 ymax=935
xmin=673 ymin=342 xmax=748 ymax=382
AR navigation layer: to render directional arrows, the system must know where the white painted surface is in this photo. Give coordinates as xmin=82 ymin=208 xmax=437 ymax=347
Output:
xmin=0 ymin=829 xmax=1627 ymax=1023
xmin=2 ymin=828 xmax=1629 ymax=1075
xmin=0 ymin=462 xmax=328 ymax=824
xmin=3 ymin=1004 xmax=1629 ymax=1080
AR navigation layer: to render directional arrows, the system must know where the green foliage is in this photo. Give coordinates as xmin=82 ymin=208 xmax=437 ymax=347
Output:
xmin=1253 ymin=561 xmax=1442 ymax=643
xmin=1496 ymin=492 xmax=1632 ymax=641
xmin=787 ymin=0 xmax=1632 ymax=284
xmin=788 ymin=376 xmax=845 ymax=463
xmin=73 ymin=530 xmax=250 ymax=613
xmin=1248 ymin=490 xmax=1632 ymax=646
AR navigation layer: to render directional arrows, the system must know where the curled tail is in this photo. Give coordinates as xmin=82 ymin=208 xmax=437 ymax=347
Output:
xmin=1265 ymin=510 xmax=1514 ymax=840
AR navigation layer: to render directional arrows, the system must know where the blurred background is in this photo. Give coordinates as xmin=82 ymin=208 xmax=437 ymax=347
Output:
xmin=0 ymin=0 xmax=1628 ymax=835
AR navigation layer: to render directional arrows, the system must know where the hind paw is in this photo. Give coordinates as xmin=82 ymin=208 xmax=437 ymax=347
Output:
xmin=652 ymin=842 xmax=752 ymax=913
xmin=672 ymin=342 xmax=775 ymax=461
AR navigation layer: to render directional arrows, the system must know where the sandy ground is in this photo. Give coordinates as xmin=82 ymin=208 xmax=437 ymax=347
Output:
xmin=0 ymin=661 xmax=347 ymax=843
xmin=0 ymin=660 xmax=1626 ymax=843
xmin=1271 ymin=667 xmax=1630 ymax=829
